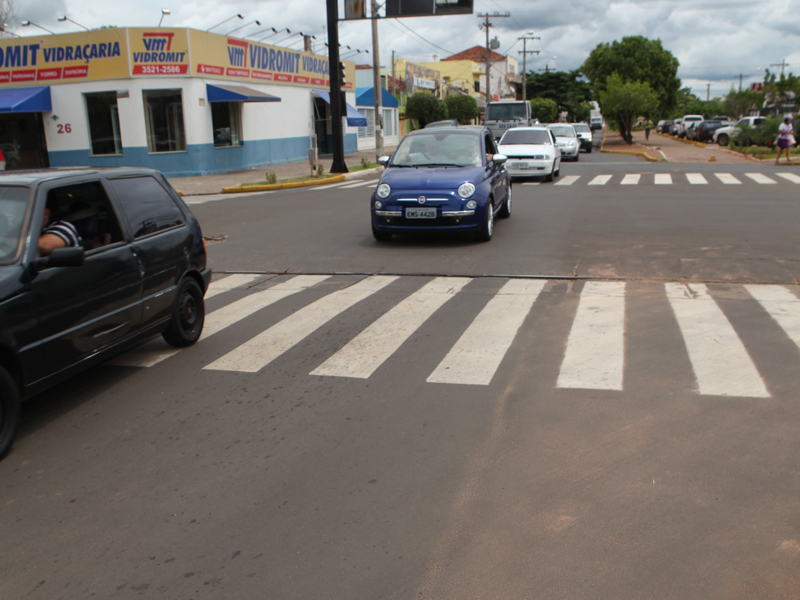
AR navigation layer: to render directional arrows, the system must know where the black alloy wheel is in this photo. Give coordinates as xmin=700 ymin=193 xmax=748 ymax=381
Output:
xmin=163 ymin=278 xmax=205 ymax=347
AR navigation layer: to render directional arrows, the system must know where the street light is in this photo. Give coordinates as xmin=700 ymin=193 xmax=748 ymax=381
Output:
xmin=57 ymin=15 xmax=89 ymax=31
xmin=255 ymin=27 xmax=289 ymax=42
xmin=158 ymin=8 xmax=171 ymax=28
xmin=21 ymin=20 xmax=55 ymax=34
xmin=1 ymin=23 xmax=20 ymax=37
xmin=226 ymin=19 xmax=260 ymax=36
xmin=273 ymin=31 xmax=301 ymax=45
xmin=245 ymin=27 xmax=276 ymax=39
xmin=206 ymin=13 xmax=243 ymax=32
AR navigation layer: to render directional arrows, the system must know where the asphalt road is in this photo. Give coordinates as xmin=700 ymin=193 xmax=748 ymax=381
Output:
xmin=2 ymin=146 xmax=800 ymax=599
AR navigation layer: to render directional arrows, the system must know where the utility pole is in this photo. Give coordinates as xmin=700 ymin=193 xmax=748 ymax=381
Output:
xmin=739 ymin=73 xmax=743 ymax=91
xmin=391 ymin=50 xmax=395 ymax=95
xmin=477 ymin=12 xmax=509 ymax=104
xmin=371 ymin=0 xmax=383 ymax=162
xmin=706 ymin=83 xmax=710 ymax=102
xmin=770 ymin=58 xmax=789 ymax=76
xmin=517 ymin=32 xmax=539 ymax=102
xmin=326 ymin=0 xmax=347 ymax=172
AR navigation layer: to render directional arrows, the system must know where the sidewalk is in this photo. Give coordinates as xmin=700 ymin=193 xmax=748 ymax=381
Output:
xmin=168 ymin=146 xmax=396 ymax=195
xmin=603 ymin=130 xmax=752 ymax=164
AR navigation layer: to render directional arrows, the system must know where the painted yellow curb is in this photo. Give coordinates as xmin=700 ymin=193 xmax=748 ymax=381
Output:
xmin=222 ymin=174 xmax=347 ymax=193
xmin=654 ymin=131 xmax=706 ymax=148
xmin=599 ymin=131 xmax=662 ymax=161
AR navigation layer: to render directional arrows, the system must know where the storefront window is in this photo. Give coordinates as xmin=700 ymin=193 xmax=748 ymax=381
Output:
xmin=143 ymin=89 xmax=186 ymax=153
xmin=383 ymin=109 xmax=394 ymax=136
xmin=85 ymin=92 xmax=122 ymax=156
xmin=211 ymin=102 xmax=242 ymax=147
xmin=357 ymin=107 xmax=375 ymax=139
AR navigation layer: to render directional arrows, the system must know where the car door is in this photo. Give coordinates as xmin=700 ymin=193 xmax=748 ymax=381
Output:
xmin=550 ymin=130 xmax=561 ymax=171
xmin=26 ymin=179 xmax=143 ymax=384
xmin=107 ymin=174 xmax=192 ymax=331
xmin=484 ymin=132 xmax=507 ymax=209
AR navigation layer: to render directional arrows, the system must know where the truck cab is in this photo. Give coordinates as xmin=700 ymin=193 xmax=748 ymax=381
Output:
xmin=485 ymin=101 xmax=535 ymax=141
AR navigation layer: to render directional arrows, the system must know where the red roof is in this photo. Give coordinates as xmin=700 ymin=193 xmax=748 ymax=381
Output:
xmin=355 ymin=64 xmax=373 ymax=70
xmin=442 ymin=46 xmax=504 ymax=62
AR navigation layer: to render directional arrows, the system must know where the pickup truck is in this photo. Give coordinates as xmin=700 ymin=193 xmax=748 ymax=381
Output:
xmin=713 ymin=116 xmax=766 ymax=146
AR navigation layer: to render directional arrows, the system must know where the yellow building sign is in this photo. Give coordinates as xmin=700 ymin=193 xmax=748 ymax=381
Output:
xmin=0 ymin=29 xmax=129 ymax=86
xmin=127 ymin=28 xmax=190 ymax=76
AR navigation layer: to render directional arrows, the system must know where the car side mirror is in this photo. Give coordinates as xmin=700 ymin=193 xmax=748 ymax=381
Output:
xmin=378 ymin=156 xmax=390 ymax=167
xmin=35 ymin=246 xmax=85 ymax=271
xmin=492 ymin=154 xmax=508 ymax=166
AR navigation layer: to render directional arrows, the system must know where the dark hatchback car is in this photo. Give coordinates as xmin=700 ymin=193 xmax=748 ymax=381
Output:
xmin=0 ymin=168 xmax=211 ymax=458
xmin=695 ymin=120 xmax=729 ymax=142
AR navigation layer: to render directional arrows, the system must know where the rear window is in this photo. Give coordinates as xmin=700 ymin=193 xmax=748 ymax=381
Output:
xmin=0 ymin=186 xmax=32 ymax=264
xmin=548 ymin=125 xmax=576 ymax=137
xmin=500 ymin=130 xmax=551 ymax=145
xmin=109 ymin=176 xmax=185 ymax=238
xmin=573 ymin=124 xmax=591 ymax=133
xmin=486 ymin=103 xmax=528 ymax=121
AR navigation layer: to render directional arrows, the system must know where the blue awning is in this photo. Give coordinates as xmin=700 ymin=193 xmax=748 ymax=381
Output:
xmin=355 ymin=87 xmax=399 ymax=108
xmin=0 ymin=86 xmax=52 ymax=113
xmin=313 ymin=90 xmax=368 ymax=127
xmin=206 ymin=84 xmax=281 ymax=103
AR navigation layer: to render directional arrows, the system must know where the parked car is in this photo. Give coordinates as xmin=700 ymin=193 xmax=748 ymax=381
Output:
xmin=425 ymin=119 xmax=459 ymax=128
xmin=685 ymin=120 xmax=702 ymax=141
xmin=0 ymin=168 xmax=211 ymax=458
xmin=656 ymin=119 xmax=667 ymax=133
xmin=711 ymin=115 xmax=731 ymax=121
xmin=498 ymin=126 xmax=561 ymax=182
xmin=713 ymin=116 xmax=767 ymax=146
xmin=670 ymin=121 xmax=681 ymax=136
xmin=371 ymin=127 xmax=511 ymax=242
xmin=572 ymin=122 xmax=593 ymax=153
xmin=695 ymin=120 xmax=730 ymax=142
xmin=547 ymin=124 xmax=580 ymax=161
xmin=678 ymin=115 xmax=703 ymax=138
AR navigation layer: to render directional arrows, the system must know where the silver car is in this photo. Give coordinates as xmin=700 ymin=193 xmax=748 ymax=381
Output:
xmin=547 ymin=124 xmax=580 ymax=161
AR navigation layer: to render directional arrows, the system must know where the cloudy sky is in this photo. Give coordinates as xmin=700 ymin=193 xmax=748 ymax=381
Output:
xmin=13 ymin=0 xmax=800 ymax=100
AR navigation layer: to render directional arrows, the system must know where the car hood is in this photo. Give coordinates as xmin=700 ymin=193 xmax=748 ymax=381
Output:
xmin=381 ymin=166 xmax=486 ymax=189
xmin=498 ymin=144 xmax=555 ymax=157
xmin=0 ymin=265 xmax=28 ymax=303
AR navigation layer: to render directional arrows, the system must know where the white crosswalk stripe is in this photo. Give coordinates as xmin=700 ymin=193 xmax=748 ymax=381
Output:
xmin=655 ymin=173 xmax=672 ymax=185
xmin=745 ymin=173 xmax=777 ymax=184
xmin=686 ymin=173 xmax=708 ymax=184
xmin=204 ymin=276 xmax=397 ymax=373
xmin=554 ymin=175 xmax=580 ymax=186
xmin=311 ymin=181 xmax=354 ymax=190
xmin=621 ymin=174 xmax=640 ymax=185
xmin=428 ymin=280 xmax=546 ymax=386
xmin=665 ymin=283 xmax=769 ymax=398
xmin=715 ymin=173 xmax=741 ymax=184
xmin=557 ymin=281 xmax=626 ymax=390
xmin=109 ymin=275 xmax=797 ymax=398
xmin=312 ymin=277 xmax=470 ymax=379
xmin=588 ymin=175 xmax=612 ymax=186
xmin=339 ymin=179 xmax=380 ymax=189
xmin=776 ymin=172 xmax=800 ymax=184
xmin=745 ymin=285 xmax=800 ymax=351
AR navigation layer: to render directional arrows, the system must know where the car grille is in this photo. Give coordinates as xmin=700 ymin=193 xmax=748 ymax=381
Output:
xmin=385 ymin=216 xmax=464 ymax=227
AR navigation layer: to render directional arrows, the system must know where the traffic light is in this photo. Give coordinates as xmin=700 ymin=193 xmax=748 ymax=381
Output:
xmin=339 ymin=61 xmax=346 ymax=85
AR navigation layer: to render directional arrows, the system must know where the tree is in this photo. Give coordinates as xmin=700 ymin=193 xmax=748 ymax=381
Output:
xmin=599 ymin=73 xmax=659 ymax=144
xmin=529 ymin=97 xmax=558 ymax=123
xmin=581 ymin=36 xmax=680 ymax=118
xmin=525 ymin=70 xmax=593 ymax=120
xmin=405 ymin=93 xmax=448 ymax=128
xmin=763 ymin=69 xmax=799 ymax=114
xmin=444 ymin=94 xmax=478 ymax=124
xmin=723 ymin=88 xmax=765 ymax=120
xmin=0 ymin=0 xmax=17 ymax=36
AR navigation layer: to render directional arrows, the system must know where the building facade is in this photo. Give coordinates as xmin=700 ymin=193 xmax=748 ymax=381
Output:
xmin=0 ymin=28 xmax=363 ymax=176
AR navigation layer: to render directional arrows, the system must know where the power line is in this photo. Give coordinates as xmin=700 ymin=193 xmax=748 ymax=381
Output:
xmin=393 ymin=18 xmax=455 ymax=56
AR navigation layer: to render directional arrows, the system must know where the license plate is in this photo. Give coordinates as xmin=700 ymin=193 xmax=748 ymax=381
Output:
xmin=511 ymin=162 xmax=529 ymax=169
xmin=405 ymin=207 xmax=437 ymax=219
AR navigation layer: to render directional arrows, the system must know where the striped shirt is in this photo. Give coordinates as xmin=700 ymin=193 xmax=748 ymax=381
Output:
xmin=43 ymin=220 xmax=82 ymax=248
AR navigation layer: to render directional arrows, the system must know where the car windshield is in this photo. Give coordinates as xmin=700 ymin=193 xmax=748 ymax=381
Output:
xmin=500 ymin=130 xmax=551 ymax=145
xmin=486 ymin=103 xmax=527 ymax=121
xmin=0 ymin=186 xmax=32 ymax=264
xmin=391 ymin=132 xmax=482 ymax=167
xmin=573 ymin=124 xmax=591 ymax=133
xmin=548 ymin=125 xmax=575 ymax=137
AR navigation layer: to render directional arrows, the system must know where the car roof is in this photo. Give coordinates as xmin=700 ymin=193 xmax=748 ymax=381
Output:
xmin=409 ymin=126 xmax=484 ymax=136
xmin=0 ymin=167 xmax=164 ymax=186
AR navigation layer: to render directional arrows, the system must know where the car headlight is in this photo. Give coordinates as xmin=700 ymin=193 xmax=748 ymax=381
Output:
xmin=374 ymin=200 xmax=382 ymax=209
xmin=376 ymin=183 xmax=391 ymax=199
xmin=466 ymin=200 xmax=477 ymax=209
xmin=458 ymin=182 xmax=475 ymax=199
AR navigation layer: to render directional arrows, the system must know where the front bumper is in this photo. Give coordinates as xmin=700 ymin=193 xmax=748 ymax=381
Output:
xmin=372 ymin=190 xmax=485 ymax=232
xmin=579 ymin=137 xmax=592 ymax=150
xmin=504 ymin=158 xmax=554 ymax=177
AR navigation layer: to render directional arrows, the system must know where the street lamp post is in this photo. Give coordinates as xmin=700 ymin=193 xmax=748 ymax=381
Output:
xmin=206 ymin=14 xmax=243 ymax=32
xmin=57 ymin=15 xmax=90 ymax=31
xmin=158 ymin=9 xmax=171 ymax=28
xmin=21 ymin=20 xmax=55 ymax=34
xmin=227 ymin=20 xmax=260 ymax=36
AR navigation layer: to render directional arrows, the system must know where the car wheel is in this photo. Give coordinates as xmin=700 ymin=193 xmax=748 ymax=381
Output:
xmin=372 ymin=225 xmax=392 ymax=241
xmin=573 ymin=152 xmax=579 ymax=162
xmin=0 ymin=366 xmax=21 ymax=459
xmin=718 ymin=133 xmax=728 ymax=146
xmin=587 ymin=146 xmax=592 ymax=153
xmin=499 ymin=185 xmax=512 ymax=218
xmin=163 ymin=277 xmax=205 ymax=348
xmin=544 ymin=166 xmax=554 ymax=182
xmin=476 ymin=200 xmax=494 ymax=242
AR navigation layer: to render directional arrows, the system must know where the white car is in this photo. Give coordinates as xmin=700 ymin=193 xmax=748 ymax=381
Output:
xmin=713 ymin=116 xmax=766 ymax=146
xmin=498 ymin=126 xmax=561 ymax=182
xmin=547 ymin=124 xmax=580 ymax=161
xmin=678 ymin=115 xmax=703 ymax=138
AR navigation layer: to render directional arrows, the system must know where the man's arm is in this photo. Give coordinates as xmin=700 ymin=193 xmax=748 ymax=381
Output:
xmin=37 ymin=233 xmax=67 ymax=256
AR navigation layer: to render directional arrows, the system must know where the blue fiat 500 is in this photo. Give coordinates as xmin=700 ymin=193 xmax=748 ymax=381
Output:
xmin=371 ymin=127 xmax=511 ymax=242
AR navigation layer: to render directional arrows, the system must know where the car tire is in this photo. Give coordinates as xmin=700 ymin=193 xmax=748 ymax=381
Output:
xmin=587 ymin=146 xmax=592 ymax=153
xmin=573 ymin=153 xmax=579 ymax=162
xmin=717 ymin=133 xmax=728 ymax=146
xmin=163 ymin=277 xmax=205 ymax=348
xmin=554 ymin=163 xmax=560 ymax=177
xmin=498 ymin=185 xmax=512 ymax=218
xmin=372 ymin=225 xmax=392 ymax=241
xmin=0 ymin=366 xmax=21 ymax=460
xmin=476 ymin=200 xmax=494 ymax=242
xmin=544 ymin=167 xmax=554 ymax=182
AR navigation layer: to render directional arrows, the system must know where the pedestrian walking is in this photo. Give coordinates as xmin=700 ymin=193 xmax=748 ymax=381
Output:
xmin=644 ymin=118 xmax=653 ymax=141
xmin=775 ymin=115 xmax=795 ymax=164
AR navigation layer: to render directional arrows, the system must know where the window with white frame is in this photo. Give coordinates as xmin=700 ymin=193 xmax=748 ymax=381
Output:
xmin=357 ymin=107 xmax=375 ymax=138
xmin=383 ymin=108 xmax=394 ymax=136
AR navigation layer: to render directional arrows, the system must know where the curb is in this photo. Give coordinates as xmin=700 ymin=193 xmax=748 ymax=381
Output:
xmin=717 ymin=148 xmax=800 ymax=165
xmin=654 ymin=132 xmax=706 ymax=148
xmin=599 ymin=132 xmax=662 ymax=162
xmin=222 ymin=175 xmax=346 ymax=193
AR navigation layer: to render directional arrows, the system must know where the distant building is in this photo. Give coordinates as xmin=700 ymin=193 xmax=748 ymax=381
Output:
xmin=441 ymin=46 xmax=518 ymax=102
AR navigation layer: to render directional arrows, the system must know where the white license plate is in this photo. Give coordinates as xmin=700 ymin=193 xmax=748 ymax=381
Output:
xmin=511 ymin=162 xmax=529 ymax=169
xmin=405 ymin=207 xmax=437 ymax=219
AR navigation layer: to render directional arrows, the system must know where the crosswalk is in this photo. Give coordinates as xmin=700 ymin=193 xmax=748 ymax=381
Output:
xmin=545 ymin=172 xmax=800 ymax=187
xmin=109 ymin=273 xmax=800 ymax=399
